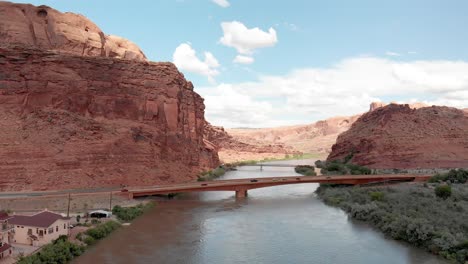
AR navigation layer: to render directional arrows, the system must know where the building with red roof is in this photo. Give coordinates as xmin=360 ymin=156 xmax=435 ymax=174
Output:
xmin=10 ymin=210 xmax=70 ymax=246
xmin=0 ymin=211 xmax=13 ymax=260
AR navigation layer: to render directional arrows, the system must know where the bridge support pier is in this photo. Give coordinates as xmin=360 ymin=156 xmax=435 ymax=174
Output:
xmin=235 ymin=189 xmax=248 ymax=198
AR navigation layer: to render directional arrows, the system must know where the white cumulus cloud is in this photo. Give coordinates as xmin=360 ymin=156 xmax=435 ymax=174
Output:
xmin=233 ymin=55 xmax=254 ymax=64
xmin=197 ymin=56 xmax=468 ymax=128
xmin=212 ymin=0 xmax=230 ymax=7
xmin=173 ymin=43 xmax=220 ymax=83
xmin=220 ymin=21 xmax=278 ymax=55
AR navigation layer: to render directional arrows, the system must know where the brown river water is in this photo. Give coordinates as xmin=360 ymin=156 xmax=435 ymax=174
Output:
xmin=74 ymin=159 xmax=446 ymax=264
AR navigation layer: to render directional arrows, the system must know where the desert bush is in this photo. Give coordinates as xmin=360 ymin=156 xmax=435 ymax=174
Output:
xmin=316 ymin=183 xmax=468 ymax=262
xmin=429 ymin=169 xmax=468 ymax=184
xmin=294 ymin=165 xmax=316 ymax=176
xmin=112 ymin=203 xmax=154 ymax=222
xmin=197 ymin=167 xmax=226 ymax=181
xmin=315 ymin=158 xmax=371 ymax=175
xmin=370 ymin=191 xmax=385 ymax=201
xmin=84 ymin=221 xmax=121 ymax=244
xmin=435 ymin=185 xmax=452 ymax=199
xmin=17 ymin=236 xmax=85 ymax=264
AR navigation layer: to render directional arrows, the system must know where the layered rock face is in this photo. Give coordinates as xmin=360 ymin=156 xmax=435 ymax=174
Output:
xmin=204 ymin=123 xmax=298 ymax=163
xmin=0 ymin=46 xmax=218 ymax=191
xmin=0 ymin=1 xmax=146 ymax=61
xmin=327 ymin=104 xmax=468 ymax=169
xmin=226 ymin=115 xmax=360 ymax=157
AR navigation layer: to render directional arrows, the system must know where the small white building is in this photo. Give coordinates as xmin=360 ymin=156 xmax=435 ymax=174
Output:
xmin=88 ymin=210 xmax=112 ymax=218
xmin=10 ymin=210 xmax=70 ymax=246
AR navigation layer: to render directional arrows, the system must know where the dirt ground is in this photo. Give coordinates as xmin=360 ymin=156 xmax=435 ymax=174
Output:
xmin=0 ymin=193 xmax=148 ymax=214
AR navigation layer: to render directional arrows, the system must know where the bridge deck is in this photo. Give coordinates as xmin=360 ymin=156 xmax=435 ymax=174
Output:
xmin=126 ymin=174 xmax=431 ymax=198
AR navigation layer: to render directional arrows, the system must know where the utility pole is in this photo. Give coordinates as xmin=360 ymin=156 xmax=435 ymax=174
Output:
xmin=109 ymin=191 xmax=113 ymax=212
xmin=66 ymin=193 xmax=71 ymax=218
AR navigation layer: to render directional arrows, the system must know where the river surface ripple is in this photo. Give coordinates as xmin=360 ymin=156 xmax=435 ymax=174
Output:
xmin=74 ymin=159 xmax=446 ymax=264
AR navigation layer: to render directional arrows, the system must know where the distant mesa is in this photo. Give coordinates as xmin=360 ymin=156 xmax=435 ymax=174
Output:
xmin=0 ymin=1 xmax=147 ymax=61
xmin=369 ymin=101 xmax=428 ymax=112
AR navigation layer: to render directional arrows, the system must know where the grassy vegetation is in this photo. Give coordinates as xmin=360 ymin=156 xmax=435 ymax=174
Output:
xmin=315 ymin=154 xmax=372 ymax=175
xmin=279 ymin=153 xmax=323 ymax=161
xmin=294 ymin=165 xmax=317 ymax=176
xmin=18 ymin=235 xmax=85 ymax=264
xmin=79 ymin=221 xmax=121 ymax=246
xmin=112 ymin=202 xmax=155 ymax=222
xmin=227 ymin=153 xmax=322 ymax=167
xmin=197 ymin=166 xmax=227 ymax=181
xmin=316 ymin=182 xmax=468 ymax=263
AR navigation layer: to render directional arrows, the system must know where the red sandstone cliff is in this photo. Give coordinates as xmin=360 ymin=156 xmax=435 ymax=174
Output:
xmin=225 ymin=115 xmax=360 ymax=158
xmin=327 ymin=104 xmax=468 ymax=169
xmin=0 ymin=1 xmax=146 ymax=61
xmin=204 ymin=123 xmax=299 ymax=163
xmin=0 ymin=3 xmax=218 ymax=191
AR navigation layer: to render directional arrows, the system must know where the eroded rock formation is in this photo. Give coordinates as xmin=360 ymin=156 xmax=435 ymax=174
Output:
xmin=0 ymin=1 xmax=147 ymax=61
xmin=327 ymin=104 xmax=468 ymax=169
xmin=225 ymin=115 xmax=360 ymax=158
xmin=0 ymin=2 xmax=218 ymax=191
xmin=204 ymin=123 xmax=299 ymax=163
xmin=0 ymin=45 xmax=219 ymax=191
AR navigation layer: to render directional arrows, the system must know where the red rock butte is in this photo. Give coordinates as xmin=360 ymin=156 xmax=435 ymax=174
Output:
xmin=327 ymin=104 xmax=468 ymax=169
xmin=0 ymin=1 xmax=146 ymax=61
xmin=0 ymin=2 xmax=219 ymax=191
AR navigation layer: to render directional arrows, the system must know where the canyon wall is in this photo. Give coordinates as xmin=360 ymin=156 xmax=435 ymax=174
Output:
xmin=226 ymin=115 xmax=360 ymax=158
xmin=204 ymin=123 xmax=299 ymax=163
xmin=327 ymin=104 xmax=468 ymax=169
xmin=0 ymin=1 xmax=146 ymax=61
xmin=0 ymin=2 xmax=218 ymax=191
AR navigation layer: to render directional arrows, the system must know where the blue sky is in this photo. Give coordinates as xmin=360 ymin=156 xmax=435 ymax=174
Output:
xmin=9 ymin=0 xmax=468 ymax=127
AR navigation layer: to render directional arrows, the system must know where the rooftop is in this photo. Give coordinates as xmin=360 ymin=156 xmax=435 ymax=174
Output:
xmin=0 ymin=243 xmax=11 ymax=253
xmin=0 ymin=211 xmax=11 ymax=221
xmin=10 ymin=211 xmax=69 ymax=228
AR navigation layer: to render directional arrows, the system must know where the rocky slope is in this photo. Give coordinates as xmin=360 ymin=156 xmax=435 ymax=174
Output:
xmin=327 ymin=104 xmax=468 ymax=169
xmin=204 ymin=123 xmax=299 ymax=163
xmin=226 ymin=115 xmax=360 ymax=156
xmin=0 ymin=3 xmax=218 ymax=191
xmin=0 ymin=1 xmax=146 ymax=61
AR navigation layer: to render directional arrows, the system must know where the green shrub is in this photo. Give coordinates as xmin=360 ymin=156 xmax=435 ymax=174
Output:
xmin=294 ymin=165 xmax=316 ymax=176
xmin=112 ymin=203 xmax=154 ymax=222
xmin=84 ymin=221 xmax=121 ymax=244
xmin=17 ymin=236 xmax=85 ymax=263
xmin=83 ymin=236 xmax=96 ymax=246
xmin=316 ymin=159 xmax=371 ymax=175
xmin=429 ymin=169 xmax=468 ymax=184
xmin=369 ymin=191 xmax=385 ymax=201
xmin=197 ymin=167 xmax=226 ymax=181
xmin=435 ymin=185 xmax=452 ymax=199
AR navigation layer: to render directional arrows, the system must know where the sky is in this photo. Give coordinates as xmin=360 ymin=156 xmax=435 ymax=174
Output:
xmin=8 ymin=0 xmax=468 ymax=127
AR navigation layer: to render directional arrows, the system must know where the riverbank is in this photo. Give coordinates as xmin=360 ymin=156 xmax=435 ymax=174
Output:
xmin=17 ymin=202 xmax=155 ymax=263
xmin=73 ymin=158 xmax=442 ymax=264
xmin=0 ymin=192 xmax=146 ymax=214
xmin=198 ymin=154 xmax=319 ymax=181
xmin=316 ymin=181 xmax=468 ymax=263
